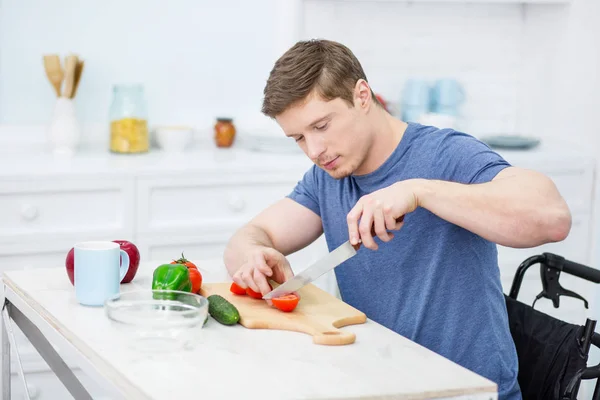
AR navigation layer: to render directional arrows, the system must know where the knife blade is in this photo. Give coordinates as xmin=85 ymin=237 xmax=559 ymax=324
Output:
xmin=262 ymin=240 xmax=358 ymax=300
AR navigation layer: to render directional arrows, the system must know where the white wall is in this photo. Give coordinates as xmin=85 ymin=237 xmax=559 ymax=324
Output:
xmin=2 ymin=0 xmax=599 ymax=245
xmin=302 ymin=0 xmax=600 ymax=148
xmin=0 ymin=0 xmax=598 ymax=147
xmin=0 ymin=0 xmax=292 ymax=139
xmin=521 ymin=0 xmax=600 ymax=148
xmin=303 ymin=0 xmax=524 ymax=136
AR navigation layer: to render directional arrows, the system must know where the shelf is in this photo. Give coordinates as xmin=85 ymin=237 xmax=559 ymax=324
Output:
xmin=323 ymin=0 xmax=571 ymax=4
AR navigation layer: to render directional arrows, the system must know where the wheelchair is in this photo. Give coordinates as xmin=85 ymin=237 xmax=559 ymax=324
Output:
xmin=505 ymin=252 xmax=600 ymax=399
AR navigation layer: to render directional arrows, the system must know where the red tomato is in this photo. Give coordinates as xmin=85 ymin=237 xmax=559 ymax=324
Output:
xmin=188 ymin=267 xmax=203 ymax=293
xmin=246 ymin=287 xmax=262 ymax=299
xmin=246 ymin=282 xmax=273 ymax=299
xmin=171 ymin=252 xmax=197 ymax=270
xmin=229 ymin=282 xmax=246 ymax=295
xmin=272 ymin=294 xmax=300 ymax=312
xmin=169 ymin=252 xmax=202 ymax=291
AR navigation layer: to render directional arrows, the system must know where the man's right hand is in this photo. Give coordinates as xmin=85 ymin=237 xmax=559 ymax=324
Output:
xmin=231 ymin=246 xmax=294 ymax=296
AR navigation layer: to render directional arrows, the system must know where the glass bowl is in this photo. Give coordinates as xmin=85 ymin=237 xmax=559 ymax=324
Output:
xmin=105 ymin=289 xmax=208 ymax=353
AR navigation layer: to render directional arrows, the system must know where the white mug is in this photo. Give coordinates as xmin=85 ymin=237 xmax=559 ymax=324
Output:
xmin=74 ymin=241 xmax=130 ymax=306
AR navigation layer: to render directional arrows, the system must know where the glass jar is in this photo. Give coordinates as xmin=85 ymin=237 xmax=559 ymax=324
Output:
xmin=109 ymin=84 xmax=149 ymax=154
xmin=214 ymin=117 xmax=236 ymax=148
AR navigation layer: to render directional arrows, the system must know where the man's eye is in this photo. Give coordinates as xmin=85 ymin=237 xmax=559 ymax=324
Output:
xmin=315 ymin=123 xmax=328 ymax=131
xmin=295 ymin=135 xmax=304 ymax=142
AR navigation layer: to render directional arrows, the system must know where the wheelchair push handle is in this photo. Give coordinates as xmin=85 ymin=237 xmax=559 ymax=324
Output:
xmin=562 ymin=258 xmax=600 ymax=283
xmin=509 ymin=253 xmax=600 ymax=309
xmin=542 ymin=252 xmax=600 ymax=283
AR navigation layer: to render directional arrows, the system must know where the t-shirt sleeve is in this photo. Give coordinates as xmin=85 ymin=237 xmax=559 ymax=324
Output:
xmin=286 ymin=165 xmax=321 ymax=217
xmin=434 ymin=130 xmax=512 ymax=184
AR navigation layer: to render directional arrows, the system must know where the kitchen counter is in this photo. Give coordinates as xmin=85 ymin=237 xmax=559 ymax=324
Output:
xmin=0 ymin=133 xmax=593 ymax=179
xmin=2 ymin=260 xmax=498 ymax=400
xmin=0 ymin=146 xmax=313 ymax=179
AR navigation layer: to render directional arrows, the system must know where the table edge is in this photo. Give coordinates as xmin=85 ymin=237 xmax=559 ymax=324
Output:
xmin=2 ymin=274 xmax=152 ymax=400
xmin=2 ymin=269 xmax=499 ymax=399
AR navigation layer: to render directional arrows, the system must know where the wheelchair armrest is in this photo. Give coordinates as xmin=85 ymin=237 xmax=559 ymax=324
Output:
xmin=580 ymin=332 xmax=600 ymax=380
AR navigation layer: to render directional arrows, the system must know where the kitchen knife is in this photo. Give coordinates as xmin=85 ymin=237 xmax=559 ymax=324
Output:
xmin=262 ymin=240 xmax=358 ymax=300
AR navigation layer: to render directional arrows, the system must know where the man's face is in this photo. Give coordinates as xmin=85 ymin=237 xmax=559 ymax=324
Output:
xmin=276 ymin=90 xmax=372 ymax=179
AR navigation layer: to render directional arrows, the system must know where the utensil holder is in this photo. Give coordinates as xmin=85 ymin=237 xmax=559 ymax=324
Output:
xmin=47 ymin=97 xmax=81 ymax=156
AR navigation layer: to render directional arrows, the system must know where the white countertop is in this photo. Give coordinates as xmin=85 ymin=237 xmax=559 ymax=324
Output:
xmin=0 ymin=132 xmax=593 ymax=179
xmin=3 ymin=260 xmax=497 ymax=400
xmin=0 ymin=145 xmax=313 ymax=179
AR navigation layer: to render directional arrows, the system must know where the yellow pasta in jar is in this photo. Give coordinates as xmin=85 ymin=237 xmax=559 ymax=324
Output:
xmin=110 ymin=118 xmax=149 ymax=153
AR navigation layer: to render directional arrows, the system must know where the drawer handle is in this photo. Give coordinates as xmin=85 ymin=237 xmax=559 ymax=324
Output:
xmin=20 ymin=204 xmax=39 ymax=221
xmin=228 ymin=196 xmax=246 ymax=212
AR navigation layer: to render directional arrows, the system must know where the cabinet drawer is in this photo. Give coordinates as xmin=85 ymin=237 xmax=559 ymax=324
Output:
xmin=136 ymin=230 xmax=237 ymax=279
xmin=501 ymin=153 xmax=595 ymax=214
xmin=136 ymin=231 xmax=235 ymax=277
xmin=0 ymin=178 xmax=134 ymax=242
xmin=545 ymin=168 xmax=594 ymax=214
xmin=497 ymin=214 xmax=592 ymax=279
xmin=136 ymin=176 xmax=298 ymax=234
xmin=0 ymin=246 xmax=68 ymax=272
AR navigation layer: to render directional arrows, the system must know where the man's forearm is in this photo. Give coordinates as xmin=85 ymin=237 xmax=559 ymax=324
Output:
xmin=223 ymin=223 xmax=274 ymax=276
xmin=413 ymin=169 xmax=572 ymax=248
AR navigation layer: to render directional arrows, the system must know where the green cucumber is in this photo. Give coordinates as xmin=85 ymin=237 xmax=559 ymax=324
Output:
xmin=207 ymin=295 xmax=240 ymax=325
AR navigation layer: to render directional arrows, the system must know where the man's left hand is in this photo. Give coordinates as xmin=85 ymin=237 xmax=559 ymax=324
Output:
xmin=346 ymin=180 xmax=421 ymax=250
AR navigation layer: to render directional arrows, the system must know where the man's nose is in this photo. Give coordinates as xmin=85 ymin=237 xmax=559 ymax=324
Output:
xmin=306 ymin=136 xmax=326 ymax=160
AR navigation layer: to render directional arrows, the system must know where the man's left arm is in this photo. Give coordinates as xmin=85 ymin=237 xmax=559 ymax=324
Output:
xmin=413 ymin=166 xmax=572 ymax=248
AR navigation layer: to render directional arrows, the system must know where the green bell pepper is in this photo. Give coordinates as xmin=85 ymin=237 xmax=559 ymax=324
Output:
xmin=152 ymin=264 xmax=192 ymax=299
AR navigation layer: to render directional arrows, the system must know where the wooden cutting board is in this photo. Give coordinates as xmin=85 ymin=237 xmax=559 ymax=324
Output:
xmin=200 ymin=282 xmax=367 ymax=345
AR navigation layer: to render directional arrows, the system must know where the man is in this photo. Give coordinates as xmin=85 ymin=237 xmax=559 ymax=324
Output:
xmin=223 ymin=39 xmax=571 ymax=400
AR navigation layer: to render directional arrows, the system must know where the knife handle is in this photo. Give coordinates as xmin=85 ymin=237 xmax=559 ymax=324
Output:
xmin=352 ymin=215 xmax=405 ymax=250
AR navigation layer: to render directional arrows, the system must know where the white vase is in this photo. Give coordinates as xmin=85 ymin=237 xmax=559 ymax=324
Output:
xmin=47 ymin=97 xmax=81 ymax=156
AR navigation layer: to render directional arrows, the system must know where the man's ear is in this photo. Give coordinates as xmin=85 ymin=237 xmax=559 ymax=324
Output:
xmin=353 ymin=79 xmax=372 ymax=111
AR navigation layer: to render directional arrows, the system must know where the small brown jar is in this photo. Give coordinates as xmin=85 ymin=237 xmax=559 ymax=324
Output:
xmin=214 ymin=117 xmax=236 ymax=148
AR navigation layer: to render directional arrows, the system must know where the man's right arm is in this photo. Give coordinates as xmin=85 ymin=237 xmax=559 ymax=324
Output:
xmin=223 ymin=197 xmax=323 ymax=278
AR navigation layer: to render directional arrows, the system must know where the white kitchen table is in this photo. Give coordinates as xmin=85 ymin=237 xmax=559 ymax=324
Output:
xmin=1 ymin=260 xmax=498 ymax=400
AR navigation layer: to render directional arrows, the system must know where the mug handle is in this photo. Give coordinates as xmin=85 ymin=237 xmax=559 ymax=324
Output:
xmin=119 ymin=250 xmax=130 ymax=282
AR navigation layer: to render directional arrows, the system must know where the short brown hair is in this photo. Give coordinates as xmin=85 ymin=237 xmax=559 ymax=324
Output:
xmin=261 ymin=39 xmax=380 ymax=118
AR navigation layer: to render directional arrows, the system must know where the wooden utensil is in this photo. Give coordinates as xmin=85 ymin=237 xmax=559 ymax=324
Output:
xmin=61 ymin=54 xmax=78 ymax=98
xmin=42 ymin=55 xmax=64 ymax=97
xmin=200 ymin=282 xmax=367 ymax=345
xmin=71 ymin=60 xmax=84 ymax=98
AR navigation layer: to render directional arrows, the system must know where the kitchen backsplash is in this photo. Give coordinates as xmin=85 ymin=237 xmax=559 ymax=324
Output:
xmin=0 ymin=0 xmax=597 ymax=147
xmin=304 ymin=1 xmax=522 ymax=136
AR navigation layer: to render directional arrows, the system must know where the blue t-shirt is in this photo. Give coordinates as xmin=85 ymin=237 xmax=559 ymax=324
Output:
xmin=288 ymin=122 xmax=521 ymax=400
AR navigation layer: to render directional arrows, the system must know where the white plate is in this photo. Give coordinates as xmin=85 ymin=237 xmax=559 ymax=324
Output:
xmin=480 ymin=134 xmax=540 ymax=150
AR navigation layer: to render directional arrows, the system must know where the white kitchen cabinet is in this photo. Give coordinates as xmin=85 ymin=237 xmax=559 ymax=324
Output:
xmin=0 ymin=177 xmax=135 ymax=244
xmin=137 ymin=233 xmax=234 ymax=267
xmin=135 ymin=174 xmax=298 ymax=236
xmin=494 ymin=148 xmax=597 ymax=325
xmin=497 ymin=215 xmax=592 ymax=273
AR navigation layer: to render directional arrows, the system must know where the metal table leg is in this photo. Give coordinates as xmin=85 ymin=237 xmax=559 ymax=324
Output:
xmin=3 ymin=301 xmax=30 ymax=400
xmin=2 ymin=298 xmax=93 ymax=400
xmin=1 ymin=298 xmax=11 ymax=399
